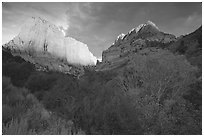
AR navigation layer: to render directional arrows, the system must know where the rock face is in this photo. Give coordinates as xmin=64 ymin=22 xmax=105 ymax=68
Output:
xmin=3 ymin=17 xmax=97 ymax=72
xmin=97 ymin=21 xmax=176 ymax=71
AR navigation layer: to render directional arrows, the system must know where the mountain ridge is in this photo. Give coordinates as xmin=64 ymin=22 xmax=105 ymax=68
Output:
xmin=3 ymin=17 xmax=98 ymax=75
xmin=101 ymin=21 xmax=176 ymax=63
xmin=96 ymin=22 xmax=201 ymax=72
xmin=3 ymin=17 xmax=97 ymax=66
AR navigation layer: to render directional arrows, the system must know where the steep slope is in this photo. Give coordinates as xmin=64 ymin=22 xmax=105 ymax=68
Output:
xmin=168 ymin=26 xmax=202 ymax=70
xmin=3 ymin=17 xmax=97 ymax=74
xmin=96 ymin=21 xmax=176 ymax=71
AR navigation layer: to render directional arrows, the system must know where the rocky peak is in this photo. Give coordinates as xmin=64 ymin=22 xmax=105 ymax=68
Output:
xmin=3 ymin=16 xmax=97 ymax=75
xmin=117 ymin=33 xmax=125 ymax=40
xmin=98 ymin=21 xmax=177 ymax=70
xmin=113 ymin=21 xmax=175 ymax=46
xmin=137 ymin=21 xmax=160 ymax=34
xmin=4 ymin=16 xmax=97 ymax=66
xmin=145 ymin=20 xmax=160 ymax=30
xmin=128 ymin=20 xmax=160 ymax=35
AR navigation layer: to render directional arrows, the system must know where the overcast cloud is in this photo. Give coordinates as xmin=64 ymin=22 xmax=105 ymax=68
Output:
xmin=2 ymin=2 xmax=202 ymax=58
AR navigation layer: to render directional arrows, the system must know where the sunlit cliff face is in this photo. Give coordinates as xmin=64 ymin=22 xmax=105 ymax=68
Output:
xmin=7 ymin=17 xmax=97 ymax=66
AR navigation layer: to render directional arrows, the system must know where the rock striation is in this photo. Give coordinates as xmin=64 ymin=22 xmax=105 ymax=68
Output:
xmin=3 ymin=17 xmax=97 ymax=75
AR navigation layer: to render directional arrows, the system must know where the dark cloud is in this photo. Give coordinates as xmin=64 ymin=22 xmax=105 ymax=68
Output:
xmin=2 ymin=2 xmax=202 ymax=58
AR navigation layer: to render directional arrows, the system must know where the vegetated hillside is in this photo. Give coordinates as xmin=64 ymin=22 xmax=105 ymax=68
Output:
xmin=2 ymin=48 xmax=85 ymax=135
xmin=2 ymin=43 xmax=202 ymax=134
xmin=94 ymin=22 xmax=202 ymax=134
xmin=2 ymin=76 xmax=85 ymax=135
xmin=99 ymin=47 xmax=202 ymax=134
xmin=168 ymin=26 xmax=202 ymax=70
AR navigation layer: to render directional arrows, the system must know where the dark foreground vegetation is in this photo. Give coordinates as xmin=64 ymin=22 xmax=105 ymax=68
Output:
xmin=2 ymin=46 xmax=202 ymax=135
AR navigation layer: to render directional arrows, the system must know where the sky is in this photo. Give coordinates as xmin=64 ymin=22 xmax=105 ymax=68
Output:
xmin=2 ymin=2 xmax=202 ymax=58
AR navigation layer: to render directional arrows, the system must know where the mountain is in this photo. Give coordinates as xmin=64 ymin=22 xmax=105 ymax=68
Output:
xmin=2 ymin=19 xmax=202 ymax=135
xmin=96 ymin=21 xmax=176 ymax=71
xmin=3 ymin=17 xmax=97 ymax=75
xmin=94 ymin=21 xmax=201 ymax=134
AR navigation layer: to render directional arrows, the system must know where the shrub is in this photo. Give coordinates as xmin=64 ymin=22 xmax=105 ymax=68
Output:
xmin=25 ymin=72 xmax=57 ymax=93
xmin=73 ymin=78 xmax=142 ymax=135
xmin=2 ymin=62 xmax=34 ymax=87
xmin=2 ymin=77 xmax=35 ymax=125
xmin=176 ymin=40 xmax=188 ymax=54
xmin=2 ymin=76 xmax=11 ymax=91
xmin=120 ymin=49 xmax=200 ymax=134
xmin=2 ymin=118 xmax=36 ymax=135
xmin=2 ymin=74 xmax=84 ymax=135
xmin=2 ymin=105 xmax=13 ymax=124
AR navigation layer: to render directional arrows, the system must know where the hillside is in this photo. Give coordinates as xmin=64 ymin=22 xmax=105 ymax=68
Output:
xmin=168 ymin=26 xmax=202 ymax=70
xmin=2 ymin=19 xmax=202 ymax=135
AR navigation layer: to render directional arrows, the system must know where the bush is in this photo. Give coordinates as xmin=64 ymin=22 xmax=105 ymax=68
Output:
xmin=2 ymin=76 xmax=11 ymax=91
xmin=42 ymin=75 xmax=78 ymax=120
xmin=2 ymin=62 xmax=34 ymax=87
xmin=25 ymin=72 xmax=57 ymax=93
xmin=2 ymin=76 xmax=35 ymax=125
xmin=3 ymin=109 xmax=84 ymax=135
xmin=3 ymin=118 xmax=36 ymax=135
xmin=73 ymin=78 xmax=142 ymax=135
xmin=2 ymin=105 xmax=13 ymax=124
xmin=120 ymin=49 xmax=201 ymax=134
xmin=176 ymin=41 xmax=188 ymax=54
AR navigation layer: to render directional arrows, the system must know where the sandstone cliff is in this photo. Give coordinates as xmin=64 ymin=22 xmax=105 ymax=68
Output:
xmin=3 ymin=17 xmax=97 ymax=75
